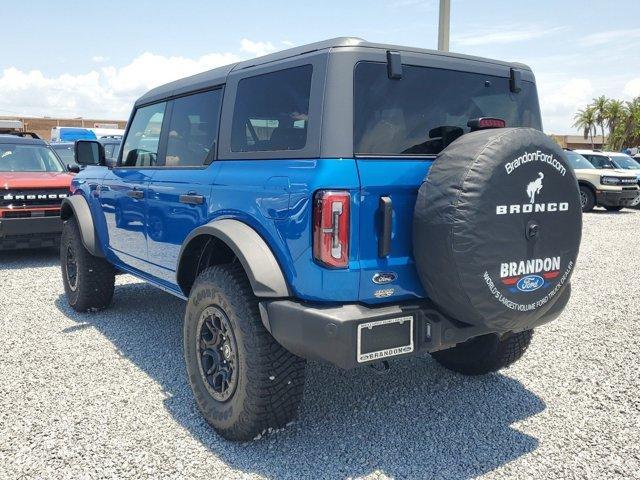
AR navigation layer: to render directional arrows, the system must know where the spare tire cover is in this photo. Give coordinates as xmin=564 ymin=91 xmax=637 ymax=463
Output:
xmin=414 ymin=128 xmax=582 ymax=331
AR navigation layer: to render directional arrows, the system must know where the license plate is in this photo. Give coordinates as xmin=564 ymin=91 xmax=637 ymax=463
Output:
xmin=357 ymin=316 xmax=414 ymax=363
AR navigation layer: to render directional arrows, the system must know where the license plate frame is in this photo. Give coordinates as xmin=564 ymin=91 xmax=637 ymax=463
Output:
xmin=357 ymin=315 xmax=414 ymax=363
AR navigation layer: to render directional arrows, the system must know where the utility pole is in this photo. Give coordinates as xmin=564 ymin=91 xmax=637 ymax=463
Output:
xmin=438 ymin=0 xmax=451 ymax=52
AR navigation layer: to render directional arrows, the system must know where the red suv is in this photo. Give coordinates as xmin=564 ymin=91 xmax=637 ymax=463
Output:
xmin=0 ymin=135 xmax=74 ymax=250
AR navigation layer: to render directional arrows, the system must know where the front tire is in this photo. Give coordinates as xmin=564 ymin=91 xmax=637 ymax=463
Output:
xmin=60 ymin=217 xmax=115 ymax=312
xmin=184 ymin=263 xmax=306 ymax=441
xmin=431 ymin=330 xmax=533 ymax=375
xmin=579 ymin=185 xmax=596 ymax=212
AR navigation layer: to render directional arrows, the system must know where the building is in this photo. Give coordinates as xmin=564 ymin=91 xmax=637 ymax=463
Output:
xmin=0 ymin=116 xmax=127 ymax=141
xmin=550 ymin=134 xmax=607 ymax=150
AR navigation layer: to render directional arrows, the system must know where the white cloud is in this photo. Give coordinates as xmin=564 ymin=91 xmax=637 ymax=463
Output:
xmin=100 ymin=51 xmax=239 ymax=95
xmin=454 ymin=25 xmax=564 ymax=46
xmin=623 ymin=78 xmax=640 ymax=98
xmin=0 ymin=40 xmax=275 ymax=119
xmin=579 ymin=29 xmax=640 ymax=47
xmin=536 ymin=78 xmax=594 ymax=134
xmin=92 ymin=55 xmax=108 ymax=63
xmin=240 ymin=39 xmax=277 ymax=57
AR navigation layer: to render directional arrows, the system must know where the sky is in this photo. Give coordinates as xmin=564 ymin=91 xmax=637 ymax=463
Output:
xmin=1 ymin=0 xmax=638 ymax=134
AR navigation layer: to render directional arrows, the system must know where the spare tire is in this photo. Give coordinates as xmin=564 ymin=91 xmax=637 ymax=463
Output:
xmin=414 ymin=128 xmax=582 ymax=331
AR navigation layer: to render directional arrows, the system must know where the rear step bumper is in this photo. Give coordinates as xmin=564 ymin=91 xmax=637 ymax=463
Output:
xmin=259 ymin=287 xmax=570 ymax=370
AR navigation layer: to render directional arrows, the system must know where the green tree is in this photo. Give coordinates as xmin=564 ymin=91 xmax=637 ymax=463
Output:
xmin=592 ymin=95 xmax=609 ymax=146
xmin=621 ymin=97 xmax=640 ymax=148
xmin=573 ymin=106 xmax=597 ymax=149
xmin=606 ymin=101 xmax=629 ymax=150
xmin=605 ymin=100 xmax=625 ymax=137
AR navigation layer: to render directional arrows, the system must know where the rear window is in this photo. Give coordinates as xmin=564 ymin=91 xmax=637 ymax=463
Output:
xmin=354 ymin=62 xmax=542 ymax=156
xmin=231 ymin=65 xmax=312 ymax=153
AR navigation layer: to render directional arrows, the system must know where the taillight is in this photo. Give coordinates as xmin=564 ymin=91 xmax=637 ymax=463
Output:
xmin=313 ymin=190 xmax=350 ymax=268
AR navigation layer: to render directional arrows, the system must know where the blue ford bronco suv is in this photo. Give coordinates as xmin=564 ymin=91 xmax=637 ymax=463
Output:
xmin=60 ymin=38 xmax=582 ymax=441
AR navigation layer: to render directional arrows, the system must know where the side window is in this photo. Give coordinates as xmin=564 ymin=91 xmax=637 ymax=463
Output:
xmin=120 ymin=102 xmax=166 ymax=167
xmin=231 ymin=65 xmax=312 ymax=152
xmin=165 ymin=89 xmax=222 ymax=167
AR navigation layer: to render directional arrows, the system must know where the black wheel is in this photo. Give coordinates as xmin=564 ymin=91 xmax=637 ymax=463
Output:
xmin=60 ymin=217 xmax=115 ymax=312
xmin=579 ymin=185 xmax=596 ymax=212
xmin=605 ymin=206 xmax=623 ymax=212
xmin=184 ymin=263 xmax=306 ymax=441
xmin=431 ymin=330 xmax=533 ymax=376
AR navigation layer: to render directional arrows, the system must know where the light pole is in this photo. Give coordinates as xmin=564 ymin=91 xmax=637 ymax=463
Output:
xmin=438 ymin=0 xmax=451 ymax=52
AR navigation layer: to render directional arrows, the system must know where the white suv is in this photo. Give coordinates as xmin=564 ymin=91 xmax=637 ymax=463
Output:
xmin=566 ymin=150 xmax=639 ymax=211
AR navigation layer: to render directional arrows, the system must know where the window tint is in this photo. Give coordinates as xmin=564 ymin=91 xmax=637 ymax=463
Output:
xmin=231 ymin=65 xmax=312 ymax=152
xmin=165 ymin=89 xmax=222 ymax=167
xmin=354 ymin=62 xmax=542 ymax=156
xmin=121 ymin=102 xmax=166 ymax=167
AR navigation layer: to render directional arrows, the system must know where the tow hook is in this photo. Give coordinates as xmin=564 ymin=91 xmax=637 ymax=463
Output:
xmin=369 ymin=360 xmax=390 ymax=374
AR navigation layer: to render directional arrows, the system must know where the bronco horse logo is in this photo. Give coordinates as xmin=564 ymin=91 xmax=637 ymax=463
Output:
xmin=526 ymin=172 xmax=544 ymax=203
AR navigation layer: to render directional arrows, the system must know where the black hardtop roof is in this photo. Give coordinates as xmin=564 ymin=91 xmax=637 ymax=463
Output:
xmin=135 ymin=37 xmax=533 ymax=106
xmin=0 ymin=135 xmax=47 ymax=146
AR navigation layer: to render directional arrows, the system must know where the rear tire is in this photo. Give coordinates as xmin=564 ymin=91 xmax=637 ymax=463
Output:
xmin=184 ymin=263 xmax=306 ymax=441
xmin=60 ymin=217 xmax=115 ymax=312
xmin=605 ymin=206 xmax=623 ymax=212
xmin=579 ymin=185 xmax=596 ymax=212
xmin=431 ymin=330 xmax=533 ymax=376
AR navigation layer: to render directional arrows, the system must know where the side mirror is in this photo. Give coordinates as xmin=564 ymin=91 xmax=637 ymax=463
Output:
xmin=67 ymin=163 xmax=81 ymax=173
xmin=75 ymin=140 xmax=106 ymax=167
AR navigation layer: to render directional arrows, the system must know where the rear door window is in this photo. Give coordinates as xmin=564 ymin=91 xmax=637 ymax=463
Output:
xmin=120 ymin=102 xmax=166 ymax=167
xmin=164 ymin=89 xmax=222 ymax=167
xmin=231 ymin=65 xmax=312 ymax=152
xmin=354 ymin=62 xmax=542 ymax=156
xmin=585 ymin=155 xmax=614 ymax=169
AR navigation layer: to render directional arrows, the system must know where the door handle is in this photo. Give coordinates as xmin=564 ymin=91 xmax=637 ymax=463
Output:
xmin=179 ymin=193 xmax=204 ymax=205
xmin=378 ymin=196 xmax=393 ymax=257
xmin=127 ymin=189 xmax=144 ymax=199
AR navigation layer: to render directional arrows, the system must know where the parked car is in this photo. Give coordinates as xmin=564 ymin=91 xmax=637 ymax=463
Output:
xmin=567 ymin=149 xmax=639 ymax=211
xmin=51 ymin=138 xmax=121 ymax=169
xmin=0 ymin=134 xmax=74 ymax=249
xmin=60 ymin=38 xmax=583 ymax=441
xmin=50 ymin=142 xmax=77 ymax=169
xmin=574 ymin=150 xmax=640 ymax=211
xmin=601 ymin=151 xmax=640 ymax=178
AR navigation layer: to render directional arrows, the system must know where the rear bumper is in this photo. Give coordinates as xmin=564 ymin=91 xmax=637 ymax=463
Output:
xmin=596 ymin=189 xmax=639 ymax=207
xmin=260 ymin=286 xmax=570 ymax=370
xmin=0 ymin=217 xmax=62 ymax=249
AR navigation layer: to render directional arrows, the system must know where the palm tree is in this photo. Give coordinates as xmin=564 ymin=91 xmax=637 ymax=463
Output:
xmin=573 ymin=106 xmax=597 ymax=149
xmin=605 ymin=100 xmax=627 ymax=150
xmin=592 ymin=95 xmax=609 ymax=146
xmin=605 ymin=100 xmax=625 ymax=136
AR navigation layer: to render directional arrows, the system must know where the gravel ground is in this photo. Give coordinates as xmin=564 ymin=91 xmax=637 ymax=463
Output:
xmin=1 ymin=209 xmax=639 ymax=480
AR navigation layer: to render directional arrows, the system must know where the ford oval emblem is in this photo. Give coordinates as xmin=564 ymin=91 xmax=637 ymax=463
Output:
xmin=372 ymin=272 xmax=397 ymax=285
xmin=516 ymin=274 xmax=544 ymax=292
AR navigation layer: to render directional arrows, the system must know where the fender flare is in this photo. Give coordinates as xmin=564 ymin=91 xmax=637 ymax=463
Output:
xmin=177 ymin=219 xmax=291 ymax=298
xmin=60 ymin=195 xmax=104 ymax=257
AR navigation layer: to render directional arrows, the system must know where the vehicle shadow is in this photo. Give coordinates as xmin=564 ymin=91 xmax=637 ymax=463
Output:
xmin=0 ymin=248 xmax=59 ymax=270
xmin=55 ymin=283 xmax=545 ymax=479
xmin=588 ymin=209 xmax=636 ymax=214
